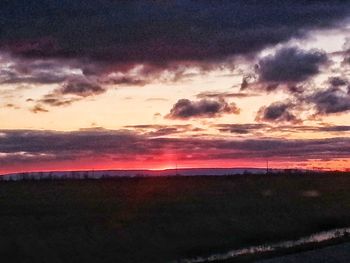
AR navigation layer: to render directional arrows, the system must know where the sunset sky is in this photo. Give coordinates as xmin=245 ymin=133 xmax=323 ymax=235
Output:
xmin=1 ymin=1 xmax=350 ymax=174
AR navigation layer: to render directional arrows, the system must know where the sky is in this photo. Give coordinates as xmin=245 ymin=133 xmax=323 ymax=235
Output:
xmin=1 ymin=1 xmax=350 ymax=174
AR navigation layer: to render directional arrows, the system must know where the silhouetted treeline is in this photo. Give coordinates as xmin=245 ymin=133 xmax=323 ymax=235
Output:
xmin=0 ymin=169 xmax=349 ymax=182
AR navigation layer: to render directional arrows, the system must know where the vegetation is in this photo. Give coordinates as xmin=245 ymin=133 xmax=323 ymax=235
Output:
xmin=0 ymin=173 xmax=350 ymax=262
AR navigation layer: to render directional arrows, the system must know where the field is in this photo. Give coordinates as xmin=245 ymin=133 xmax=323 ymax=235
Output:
xmin=0 ymin=174 xmax=350 ymax=263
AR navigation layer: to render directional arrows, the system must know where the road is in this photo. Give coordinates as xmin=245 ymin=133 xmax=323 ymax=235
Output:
xmin=256 ymin=243 xmax=350 ymax=263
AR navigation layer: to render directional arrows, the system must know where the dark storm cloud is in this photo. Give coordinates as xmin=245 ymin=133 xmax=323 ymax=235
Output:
xmin=167 ymin=98 xmax=240 ymax=119
xmin=0 ymin=1 xmax=349 ymax=101
xmin=0 ymin=129 xmax=350 ymax=166
xmin=258 ymin=47 xmax=328 ymax=83
xmin=0 ymin=1 xmax=349 ymax=65
xmin=256 ymin=102 xmax=300 ymax=123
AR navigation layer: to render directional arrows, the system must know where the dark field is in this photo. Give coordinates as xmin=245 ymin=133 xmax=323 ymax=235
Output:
xmin=1 ymin=174 xmax=350 ymax=263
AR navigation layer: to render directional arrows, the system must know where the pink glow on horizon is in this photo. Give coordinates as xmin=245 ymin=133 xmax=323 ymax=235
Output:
xmin=2 ymin=157 xmax=348 ymax=175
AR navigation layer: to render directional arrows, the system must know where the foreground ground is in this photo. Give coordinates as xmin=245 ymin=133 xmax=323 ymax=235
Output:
xmin=0 ymin=174 xmax=350 ymax=262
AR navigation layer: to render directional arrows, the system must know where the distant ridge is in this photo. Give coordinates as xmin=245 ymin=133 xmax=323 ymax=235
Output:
xmin=0 ymin=168 xmax=304 ymax=181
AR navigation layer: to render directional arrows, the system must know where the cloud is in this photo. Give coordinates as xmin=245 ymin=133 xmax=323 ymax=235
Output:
xmin=31 ymin=105 xmax=49 ymax=113
xmin=240 ymin=47 xmax=329 ymax=94
xmin=37 ymin=97 xmax=78 ymax=107
xmin=344 ymin=56 xmax=350 ymax=65
xmin=216 ymin=124 xmax=267 ymax=134
xmin=0 ymin=53 xmax=76 ymax=85
xmin=196 ymin=91 xmax=258 ymax=99
xmin=3 ymin=103 xmax=19 ymax=109
xmin=251 ymin=78 xmax=350 ymax=121
xmin=32 ymin=77 xmax=106 ymax=110
xmin=0 ymin=2 xmax=348 ymax=106
xmin=166 ymin=98 xmax=240 ymax=119
xmin=258 ymin=47 xmax=328 ymax=84
xmin=328 ymin=76 xmax=348 ymax=87
xmin=100 ymin=74 xmax=149 ymax=86
xmin=277 ymin=124 xmax=350 ymax=134
xmin=256 ymin=102 xmax=300 ymax=123
xmin=145 ymin=98 xmax=169 ymax=102
xmin=124 ymin=124 xmax=194 ymax=137
xmin=342 ymin=38 xmax=350 ymax=65
xmin=0 ymin=129 xmax=350 ymax=169
xmin=59 ymin=78 xmax=105 ymax=97
xmin=307 ymin=86 xmax=350 ymax=115
xmin=1 ymin=1 xmax=349 ymax=66
xmin=318 ymin=126 xmax=350 ymax=132
xmin=215 ymin=123 xmax=350 ymax=135
xmin=240 ymin=73 xmax=258 ymax=90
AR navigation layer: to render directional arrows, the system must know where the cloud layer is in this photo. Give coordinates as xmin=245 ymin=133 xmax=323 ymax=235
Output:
xmin=0 ymin=2 xmax=349 ymax=173
xmin=0 ymin=129 xmax=349 ymax=172
xmin=1 ymin=1 xmax=349 ymax=65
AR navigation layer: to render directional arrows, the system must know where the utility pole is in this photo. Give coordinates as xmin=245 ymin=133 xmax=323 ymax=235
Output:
xmin=266 ymin=159 xmax=269 ymax=175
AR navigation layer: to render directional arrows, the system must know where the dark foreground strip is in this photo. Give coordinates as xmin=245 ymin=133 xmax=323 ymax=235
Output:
xmin=173 ymin=227 xmax=350 ymax=263
xmin=257 ymin=242 xmax=350 ymax=263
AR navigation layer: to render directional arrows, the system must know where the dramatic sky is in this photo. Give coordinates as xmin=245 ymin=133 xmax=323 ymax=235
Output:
xmin=1 ymin=1 xmax=350 ymax=174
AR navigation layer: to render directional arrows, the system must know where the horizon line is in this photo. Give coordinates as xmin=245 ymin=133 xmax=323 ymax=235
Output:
xmin=1 ymin=166 xmax=343 ymax=177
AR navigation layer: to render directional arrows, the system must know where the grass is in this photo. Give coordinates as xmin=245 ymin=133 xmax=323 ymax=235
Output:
xmin=0 ymin=174 xmax=350 ymax=262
